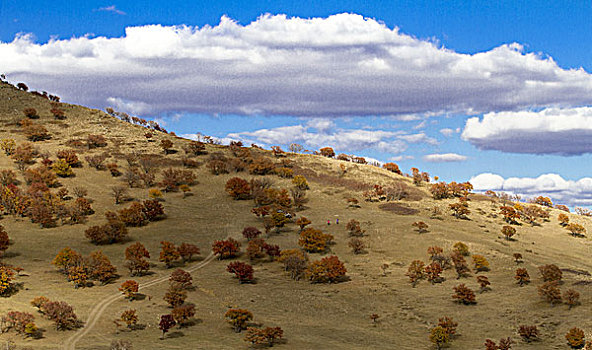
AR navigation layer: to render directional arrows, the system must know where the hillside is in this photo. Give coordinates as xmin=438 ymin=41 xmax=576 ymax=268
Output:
xmin=0 ymin=81 xmax=591 ymax=350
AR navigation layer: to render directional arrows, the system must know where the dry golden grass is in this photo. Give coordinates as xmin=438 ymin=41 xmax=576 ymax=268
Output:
xmin=0 ymin=82 xmax=591 ymax=349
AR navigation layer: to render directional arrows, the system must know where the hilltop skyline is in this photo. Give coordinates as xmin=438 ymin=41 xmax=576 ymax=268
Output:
xmin=2 ymin=1 xmax=592 ymax=206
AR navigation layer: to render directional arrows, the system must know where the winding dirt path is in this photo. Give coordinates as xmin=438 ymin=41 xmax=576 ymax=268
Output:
xmin=63 ymin=252 xmax=216 ymax=350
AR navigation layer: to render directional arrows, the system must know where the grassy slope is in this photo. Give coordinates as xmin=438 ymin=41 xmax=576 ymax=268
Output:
xmin=0 ymin=82 xmax=591 ymax=349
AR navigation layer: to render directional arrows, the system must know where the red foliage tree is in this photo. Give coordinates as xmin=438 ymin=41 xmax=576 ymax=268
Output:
xmin=159 ymin=241 xmax=180 ymax=268
xmin=177 ymin=243 xmax=200 ymax=263
xmin=227 ymin=261 xmax=255 ymax=283
xmin=159 ymin=314 xmax=176 ymax=339
xmin=212 ymin=238 xmax=241 ymax=259
xmin=225 ymin=177 xmax=252 ymax=200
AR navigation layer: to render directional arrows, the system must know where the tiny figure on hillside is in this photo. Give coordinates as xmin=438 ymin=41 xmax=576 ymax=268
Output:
xmin=336 ymin=218 xmax=339 ymax=224
xmin=327 ymin=220 xmax=331 ymax=226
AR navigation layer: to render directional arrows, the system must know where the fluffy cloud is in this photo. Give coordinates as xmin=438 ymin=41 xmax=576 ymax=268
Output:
xmin=470 ymin=173 xmax=592 ymax=206
xmin=226 ymin=121 xmax=428 ymax=155
xmin=461 ymin=107 xmax=592 ymax=155
xmin=439 ymin=128 xmax=460 ymax=137
xmin=422 ymin=153 xmax=468 ymax=162
xmin=3 ymin=14 xmax=592 ymax=117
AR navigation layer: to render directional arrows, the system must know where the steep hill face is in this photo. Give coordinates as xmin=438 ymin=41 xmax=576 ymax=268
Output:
xmin=0 ymin=82 xmax=591 ymax=350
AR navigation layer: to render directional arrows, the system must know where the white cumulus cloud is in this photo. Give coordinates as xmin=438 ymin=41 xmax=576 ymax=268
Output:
xmin=461 ymin=107 xmax=592 ymax=155
xmin=423 ymin=153 xmax=468 ymax=162
xmin=3 ymin=13 xmax=592 ymax=117
xmin=470 ymin=173 xmax=592 ymax=207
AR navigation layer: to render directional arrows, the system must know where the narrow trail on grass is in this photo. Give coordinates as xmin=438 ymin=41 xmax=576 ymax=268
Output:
xmin=63 ymin=252 xmax=216 ymax=350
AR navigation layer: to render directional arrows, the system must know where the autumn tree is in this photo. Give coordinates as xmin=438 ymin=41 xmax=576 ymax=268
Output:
xmin=212 ymin=238 xmax=241 ymax=259
xmin=163 ymin=285 xmax=187 ymax=308
xmin=563 ymin=289 xmax=580 ymax=309
xmin=159 ymin=314 xmax=176 ymax=339
xmin=348 ymin=237 xmax=365 ymax=254
xmin=298 ymin=228 xmax=333 ymax=253
xmin=319 ymin=147 xmax=335 ymax=158
xmin=501 ymin=225 xmax=516 ymax=240
xmin=159 ymin=241 xmax=180 ymax=268
xmin=87 ymin=251 xmax=117 ymax=284
xmin=449 ymin=199 xmax=470 ymax=219
xmin=119 ymin=309 xmax=139 ymax=330
xmin=242 ymin=227 xmax=261 ymax=241
xmin=566 ymin=223 xmax=586 ymax=237
xmin=172 ymin=304 xmax=195 ymax=327
xmin=453 ymin=242 xmax=470 ymax=256
xmin=169 ymin=269 xmax=193 ymax=290
xmin=500 ymin=206 xmax=520 ymax=224
xmin=111 ymin=186 xmax=128 ymax=204
xmin=438 ymin=316 xmax=458 ymax=337
xmin=292 ymin=175 xmax=309 ymax=191
xmin=42 ymin=301 xmax=80 ymax=330
xmin=295 ymin=217 xmax=311 ymax=231
xmin=124 ymin=242 xmax=150 ymax=276
xmin=119 ymin=280 xmax=139 ymax=301
xmin=558 ymin=213 xmax=570 ymax=226
xmin=177 ymin=243 xmax=200 ymax=263
xmin=425 ymin=262 xmax=444 ymax=284
xmin=515 ymin=268 xmax=530 ymax=286
xmin=227 ymin=261 xmax=255 ymax=283
xmin=0 ymin=225 xmax=9 ymax=257
xmin=451 ymin=253 xmax=470 ymax=279
xmin=346 ymin=219 xmax=365 ymax=236
xmin=160 ymin=140 xmax=174 ymax=154
xmin=52 ymin=247 xmax=82 ymax=273
xmin=518 ymin=325 xmax=540 ymax=343
xmin=306 ymin=255 xmax=347 ymax=283
xmin=539 ymin=264 xmax=562 ymax=282
xmin=429 ymin=326 xmax=450 ymax=350
xmin=412 ymin=221 xmax=429 ymax=233
xmin=278 ymin=249 xmax=308 ymax=280
xmin=225 ymin=309 xmax=253 ymax=333
xmin=225 ymin=177 xmax=252 ymax=200
xmin=538 ymin=281 xmax=562 ymax=305
xmin=452 ymin=284 xmax=476 ymax=305
xmin=406 ymin=260 xmax=425 ymax=287
xmin=472 ymin=255 xmax=490 ymax=272
xmin=244 ymin=326 xmax=284 ymax=347
xmin=383 ymin=162 xmax=402 ymax=175
xmin=565 ymin=327 xmax=585 ymax=348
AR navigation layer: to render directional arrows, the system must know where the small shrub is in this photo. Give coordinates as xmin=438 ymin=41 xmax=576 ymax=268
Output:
xmin=42 ymin=300 xmax=80 ymax=330
xmin=558 ymin=213 xmax=570 ymax=226
xmin=242 ymin=227 xmax=261 ymax=241
xmin=120 ymin=309 xmax=139 ymax=329
xmin=346 ymin=219 xmax=365 ymax=236
xmin=518 ymin=325 xmax=540 ymax=343
xmin=85 ymin=153 xmax=108 ymax=169
xmin=172 ymin=304 xmax=195 ymax=327
xmin=159 ymin=314 xmax=176 ymax=338
xmin=425 ymin=261 xmax=444 ymax=284
xmin=52 ymin=159 xmax=74 ymax=177
xmin=160 ymin=140 xmax=174 ymax=154
xmin=412 ymin=221 xmax=428 ymax=233
xmin=23 ymin=108 xmax=38 ymax=118
xmin=566 ymin=223 xmax=586 ymax=237
xmin=292 ymin=175 xmax=309 ymax=190
xmin=124 ymin=242 xmax=151 ymax=276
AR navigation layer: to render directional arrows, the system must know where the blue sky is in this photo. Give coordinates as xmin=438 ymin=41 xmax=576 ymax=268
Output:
xmin=3 ymin=1 xmax=592 ymax=206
